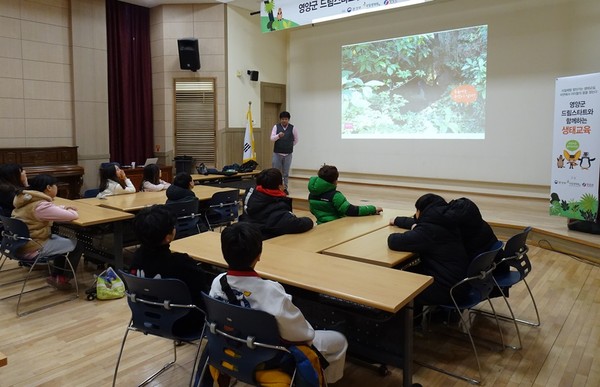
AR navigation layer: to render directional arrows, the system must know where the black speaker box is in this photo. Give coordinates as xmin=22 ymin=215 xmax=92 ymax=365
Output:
xmin=177 ymin=38 xmax=200 ymax=72
xmin=247 ymin=70 xmax=259 ymax=81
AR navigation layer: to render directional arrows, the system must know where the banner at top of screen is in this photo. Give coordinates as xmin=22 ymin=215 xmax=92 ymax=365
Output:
xmin=260 ymin=0 xmax=433 ymax=33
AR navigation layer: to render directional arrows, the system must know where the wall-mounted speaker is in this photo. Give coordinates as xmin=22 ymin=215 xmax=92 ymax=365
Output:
xmin=177 ymin=38 xmax=200 ymax=72
xmin=247 ymin=70 xmax=259 ymax=81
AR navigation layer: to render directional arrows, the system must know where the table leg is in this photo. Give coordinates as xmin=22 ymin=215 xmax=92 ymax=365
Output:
xmin=112 ymin=220 xmax=124 ymax=269
xmin=402 ymin=301 xmax=414 ymax=387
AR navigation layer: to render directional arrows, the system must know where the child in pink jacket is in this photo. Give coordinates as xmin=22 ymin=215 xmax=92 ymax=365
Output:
xmin=12 ymin=174 xmax=84 ymax=290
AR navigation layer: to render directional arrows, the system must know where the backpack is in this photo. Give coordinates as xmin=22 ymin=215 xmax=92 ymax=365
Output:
xmin=197 ymin=163 xmax=208 ymax=175
xmin=239 ymin=160 xmax=259 ymax=173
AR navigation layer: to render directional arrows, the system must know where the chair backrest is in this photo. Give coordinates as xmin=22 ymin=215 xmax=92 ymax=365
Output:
xmin=0 ymin=216 xmax=33 ymax=260
xmin=83 ymin=188 xmax=100 ymax=198
xmin=205 ymin=190 xmax=240 ymax=228
xmin=119 ymin=270 xmax=202 ymax=340
xmin=455 ymin=241 xmax=503 ymax=303
xmin=501 ymin=226 xmax=532 ymax=279
xmin=201 ymin=292 xmax=290 ymax=385
xmin=165 ymin=197 xmax=201 ymax=238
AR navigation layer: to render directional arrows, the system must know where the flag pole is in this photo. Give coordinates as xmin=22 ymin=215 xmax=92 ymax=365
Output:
xmin=243 ymin=101 xmax=256 ymax=162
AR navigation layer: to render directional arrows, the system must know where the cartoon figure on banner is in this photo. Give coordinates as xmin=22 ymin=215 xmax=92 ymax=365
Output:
xmin=564 ymin=150 xmax=581 ymax=169
xmin=578 ymin=151 xmax=596 ymax=170
xmin=556 ymin=154 xmax=565 ymax=168
xmin=265 ymin=0 xmax=275 ymax=31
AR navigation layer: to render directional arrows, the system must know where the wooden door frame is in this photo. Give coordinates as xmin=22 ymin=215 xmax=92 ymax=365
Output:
xmin=260 ymin=82 xmax=286 ymax=168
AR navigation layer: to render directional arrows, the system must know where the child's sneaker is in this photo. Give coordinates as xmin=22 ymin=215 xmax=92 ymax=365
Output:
xmin=46 ymin=275 xmax=73 ymax=291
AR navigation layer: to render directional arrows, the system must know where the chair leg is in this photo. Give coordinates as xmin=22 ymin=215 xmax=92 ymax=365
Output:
xmin=138 ymin=340 xmax=178 ymax=386
xmin=194 ymin=354 xmax=211 ymax=387
xmin=417 ymin=305 xmax=484 ymax=384
xmin=484 ymin=298 xmax=509 ymax=349
xmin=518 ymin=279 xmax=541 ymax=327
xmin=16 ymin=255 xmax=78 ymax=317
xmin=474 ymin=282 xmax=539 ymax=332
xmin=189 ymin=326 xmax=207 ymax=387
xmin=112 ymin=323 xmax=132 ymax=387
xmin=0 ymin=256 xmax=47 ymax=290
xmin=490 ymin=280 xmax=522 ymax=350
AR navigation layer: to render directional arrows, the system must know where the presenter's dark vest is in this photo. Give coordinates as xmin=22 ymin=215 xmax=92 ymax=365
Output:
xmin=273 ymin=123 xmax=294 ymax=154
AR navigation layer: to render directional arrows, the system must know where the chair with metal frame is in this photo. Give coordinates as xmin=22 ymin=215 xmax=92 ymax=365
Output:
xmin=202 ymin=190 xmax=240 ymax=231
xmin=0 ymin=215 xmax=79 ymax=317
xmin=420 ymin=241 xmax=507 ymax=384
xmin=195 ymin=292 xmax=318 ymax=387
xmin=113 ymin=271 xmax=206 ymax=387
xmin=492 ymin=226 xmax=540 ymax=327
xmin=165 ymin=197 xmax=205 ymax=239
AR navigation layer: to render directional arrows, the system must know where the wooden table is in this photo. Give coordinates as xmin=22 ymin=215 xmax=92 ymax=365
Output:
xmin=170 ymin=231 xmax=432 ymax=387
xmin=54 ymin=197 xmax=134 ymax=268
xmin=0 ymin=351 xmax=6 ymax=367
xmin=322 ymin=225 xmax=414 ymax=267
xmin=265 ymin=209 xmax=408 ymax=253
xmin=78 ymin=186 xmax=237 ymax=212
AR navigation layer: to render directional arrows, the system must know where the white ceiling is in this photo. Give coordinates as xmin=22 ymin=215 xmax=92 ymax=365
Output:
xmin=120 ymin=0 xmax=261 ymax=11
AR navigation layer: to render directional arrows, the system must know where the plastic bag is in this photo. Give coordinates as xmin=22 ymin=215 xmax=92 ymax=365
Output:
xmin=96 ymin=267 xmax=125 ymax=300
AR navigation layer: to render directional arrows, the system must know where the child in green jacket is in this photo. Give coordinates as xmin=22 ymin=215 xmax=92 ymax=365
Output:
xmin=308 ymin=165 xmax=382 ymax=224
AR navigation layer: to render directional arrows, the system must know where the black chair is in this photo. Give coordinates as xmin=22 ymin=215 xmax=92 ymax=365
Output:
xmin=195 ymin=293 xmax=301 ymax=387
xmin=165 ymin=197 xmax=204 ymax=239
xmin=422 ymin=241 xmax=505 ymax=384
xmin=203 ymin=190 xmax=240 ymax=231
xmin=83 ymin=188 xmax=100 ymax=198
xmin=113 ymin=271 xmax=206 ymax=387
xmin=0 ymin=216 xmax=79 ymax=317
xmin=493 ymin=226 xmax=540 ymax=327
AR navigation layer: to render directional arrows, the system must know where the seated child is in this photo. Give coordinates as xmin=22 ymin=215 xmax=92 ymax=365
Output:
xmin=166 ymin=172 xmax=196 ymax=203
xmin=97 ymin=163 xmax=136 ymax=198
xmin=12 ymin=174 xmax=84 ymax=290
xmin=388 ymin=193 xmax=470 ymax=311
xmin=0 ymin=163 xmax=29 ymax=217
xmin=240 ymin=168 xmax=313 ymax=240
xmin=130 ymin=204 xmax=208 ymax=333
xmin=440 ymin=197 xmax=499 ymax=261
xmin=308 ymin=164 xmax=383 ymax=224
xmin=210 ymin=222 xmax=347 ymax=383
xmin=139 ymin=163 xmax=170 ymax=192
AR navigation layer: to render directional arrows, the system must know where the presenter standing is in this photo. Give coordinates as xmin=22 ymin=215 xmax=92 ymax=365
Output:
xmin=270 ymin=111 xmax=298 ymax=190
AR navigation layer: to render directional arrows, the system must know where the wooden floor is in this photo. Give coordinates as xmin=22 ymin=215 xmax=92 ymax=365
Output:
xmin=0 ymin=178 xmax=599 ymax=386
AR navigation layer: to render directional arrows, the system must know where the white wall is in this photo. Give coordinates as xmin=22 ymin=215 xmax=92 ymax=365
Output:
xmin=227 ymin=6 xmax=287 ymax=128
xmin=287 ymin=0 xmax=600 ymax=190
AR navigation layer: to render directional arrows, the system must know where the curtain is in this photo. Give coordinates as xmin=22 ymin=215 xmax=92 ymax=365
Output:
xmin=106 ymin=0 xmax=153 ymax=166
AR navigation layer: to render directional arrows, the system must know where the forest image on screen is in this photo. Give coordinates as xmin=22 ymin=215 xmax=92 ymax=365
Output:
xmin=341 ymin=25 xmax=488 ymax=139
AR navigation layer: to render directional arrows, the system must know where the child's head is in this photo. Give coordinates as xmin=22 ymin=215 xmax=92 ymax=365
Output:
xmin=256 ymin=168 xmax=283 ymax=190
xmin=142 ymin=164 xmax=161 ymax=185
xmin=318 ymin=164 xmax=339 ymax=184
xmin=414 ymin=193 xmax=447 ymax=219
xmin=99 ymin=162 xmax=124 ymax=190
xmin=133 ymin=205 xmax=176 ymax=247
xmin=172 ymin=172 xmax=193 ymax=190
xmin=28 ymin=174 xmax=58 ymax=197
xmin=0 ymin=163 xmax=27 ymax=188
xmin=221 ymin=222 xmax=263 ymax=270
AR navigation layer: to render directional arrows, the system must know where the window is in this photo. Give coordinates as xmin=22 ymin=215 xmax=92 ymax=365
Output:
xmin=174 ymin=79 xmax=216 ymax=165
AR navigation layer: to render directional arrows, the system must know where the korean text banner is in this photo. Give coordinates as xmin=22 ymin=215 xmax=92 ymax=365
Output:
xmin=260 ymin=0 xmax=432 ymax=33
xmin=550 ymin=72 xmax=600 ymax=221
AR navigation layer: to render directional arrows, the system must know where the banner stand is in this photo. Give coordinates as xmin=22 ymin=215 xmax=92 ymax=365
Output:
xmin=550 ymin=73 xmax=600 ymax=230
